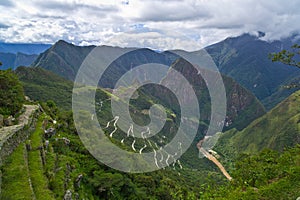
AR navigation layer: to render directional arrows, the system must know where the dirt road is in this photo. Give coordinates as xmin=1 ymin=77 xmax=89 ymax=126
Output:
xmin=197 ymin=139 xmax=232 ymax=181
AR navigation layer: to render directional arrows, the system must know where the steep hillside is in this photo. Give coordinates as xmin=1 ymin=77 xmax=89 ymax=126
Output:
xmin=204 ymin=33 xmax=300 ymax=109
xmin=31 ymin=40 xmax=175 ymax=84
xmin=262 ymin=75 xmax=300 ymax=109
xmin=15 ymin=66 xmax=73 ymax=110
xmin=1 ymin=99 xmax=223 ymax=200
xmin=14 ymin=63 xmax=265 ymax=172
xmin=31 ymin=40 xmax=96 ymax=80
xmin=165 ymin=58 xmax=265 ymax=131
xmin=31 ymin=37 xmax=300 ymax=110
xmin=215 ymin=90 xmax=300 ymax=158
xmin=21 ymin=58 xmax=265 ymax=132
xmin=201 ymin=145 xmax=300 ymax=200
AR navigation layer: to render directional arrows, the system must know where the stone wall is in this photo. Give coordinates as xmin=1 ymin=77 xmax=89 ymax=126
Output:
xmin=0 ymin=105 xmax=40 ymax=165
xmin=0 ymin=105 xmax=40 ymax=196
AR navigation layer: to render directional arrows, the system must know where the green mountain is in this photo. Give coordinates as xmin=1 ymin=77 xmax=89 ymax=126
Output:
xmin=147 ymin=57 xmax=265 ymax=132
xmin=215 ymin=90 xmax=300 ymax=158
xmin=15 ymin=60 xmax=265 ymax=171
xmin=15 ymin=66 xmax=73 ymax=110
xmin=30 ymin=40 xmax=265 ymax=130
xmin=31 ymin=40 xmax=95 ymax=81
xmin=31 ymin=40 xmax=176 ymax=85
xmin=1 ymin=39 xmax=299 ymax=199
xmin=204 ymin=33 xmax=300 ymax=109
xmin=31 ymin=37 xmax=300 ymax=111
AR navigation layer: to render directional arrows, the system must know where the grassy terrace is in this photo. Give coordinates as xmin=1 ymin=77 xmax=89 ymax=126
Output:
xmin=1 ymin=114 xmax=55 ymax=200
xmin=28 ymin=114 xmax=54 ymax=199
xmin=1 ymin=144 xmax=33 ymax=200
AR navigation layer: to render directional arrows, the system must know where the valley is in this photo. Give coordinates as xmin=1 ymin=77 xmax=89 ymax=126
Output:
xmin=0 ymin=33 xmax=299 ymax=199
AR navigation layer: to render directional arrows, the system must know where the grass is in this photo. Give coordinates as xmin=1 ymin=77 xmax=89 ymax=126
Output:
xmin=27 ymin=114 xmax=55 ymax=200
xmin=1 ymin=144 xmax=33 ymax=200
xmin=215 ymin=90 xmax=300 ymax=159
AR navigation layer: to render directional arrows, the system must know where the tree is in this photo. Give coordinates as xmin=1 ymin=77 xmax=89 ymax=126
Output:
xmin=270 ymin=44 xmax=300 ymax=88
xmin=270 ymin=44 xmax=300 ymax=68
xmin=0 ymin=69 xmax=25 ymax=116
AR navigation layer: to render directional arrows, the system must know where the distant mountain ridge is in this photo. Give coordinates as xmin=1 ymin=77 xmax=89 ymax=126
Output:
xmin=30 ymin=35 xmax=300 ymax=110
xmin=31 ymin=40 xmax=176 ymax=83
xmin=0 ymin=42 xmax=51 ymax=55
xmin=0 ymin=42 xmax=51 ymax=69
xmin=0 ymin=52 xmax=38 ymax=70
xmin=204 ymin=33 xmax=300 ymax=109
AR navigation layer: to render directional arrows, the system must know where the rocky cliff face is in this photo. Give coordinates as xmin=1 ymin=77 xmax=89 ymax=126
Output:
xmin=160 ymin=58 xmax=265 ymax=131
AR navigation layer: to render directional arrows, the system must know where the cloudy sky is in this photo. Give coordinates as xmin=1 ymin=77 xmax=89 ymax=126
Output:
xmin=0 ymin=0 xmax=299 ymax=51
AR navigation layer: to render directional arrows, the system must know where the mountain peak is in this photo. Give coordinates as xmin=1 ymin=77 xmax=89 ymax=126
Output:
xmin=53 ymin=40 xmax=74 ymax=47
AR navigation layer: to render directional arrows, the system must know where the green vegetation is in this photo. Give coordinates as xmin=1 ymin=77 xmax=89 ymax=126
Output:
xmin=200 ymin=146 xmax=300 ymax=199
xmin=1 ymin=144 xmax=33 ymax=200
xmin=15 ymin=66 xmax=73 ymax=110
xmin=270 ymin=43 xmax=300 ymax=90
xmin=215 ymin=90 xmax=300 ymax=159
xmin=206 ymin=34 xmax=300 ymax=109
xmin=0 ymin=91 xmax=298 ymax=199
xmin=1 ymin=43 xmax=300 ymax=199
xmin=1 ymin=114 xmax=55 ymax=199
xmin=27 ymin=114 xmax=55 ymax=199
xmin=0 ymin=68 xmax=25 ymax=116
xmin=3 ymin=102 xmax=299 ymax=199
xmin=270 ymin=44 xmax=300 ymax=69
xmin=2 ymin=95 xmax=217 ymax=199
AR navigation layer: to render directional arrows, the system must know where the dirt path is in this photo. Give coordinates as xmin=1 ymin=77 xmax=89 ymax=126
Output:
xmin=197 ymin=139 xmax=232 ymax=181
xmin=0 ymin=105 xmax=39 ymax=142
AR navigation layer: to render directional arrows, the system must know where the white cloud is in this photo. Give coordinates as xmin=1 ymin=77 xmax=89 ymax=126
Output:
xmin=0 ymin=0 xmax=300 ymax=50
